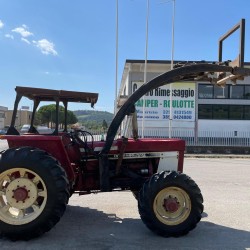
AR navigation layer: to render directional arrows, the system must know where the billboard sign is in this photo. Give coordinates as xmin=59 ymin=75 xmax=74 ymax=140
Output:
xmin=132 ymin=82 xmax=195 ymax=122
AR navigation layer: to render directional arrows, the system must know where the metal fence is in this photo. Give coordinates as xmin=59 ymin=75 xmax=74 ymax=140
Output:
xmin=138 ymin=129 xmax=250 ymax=147
xmin=85 ymin=129 xmax=250 ymax=147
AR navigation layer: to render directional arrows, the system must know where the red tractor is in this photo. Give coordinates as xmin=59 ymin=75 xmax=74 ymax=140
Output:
xmin=0 ymin=84 xmax=202 ymax=240
xmin=1 ymin=62 xmax=250 ymax=241
xmin=1 ymin=19 xmax=250 ymax=241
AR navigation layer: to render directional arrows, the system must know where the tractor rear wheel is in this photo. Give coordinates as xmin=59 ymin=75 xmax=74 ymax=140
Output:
xmin=0 ymin=147 xmax=69 ymax=240
xmin=138 ymin=171 xmax=203 ymax=237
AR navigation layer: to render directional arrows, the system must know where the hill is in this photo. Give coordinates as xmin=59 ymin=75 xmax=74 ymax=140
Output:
xmin=73 ymin=110 xmax=114 ymax=129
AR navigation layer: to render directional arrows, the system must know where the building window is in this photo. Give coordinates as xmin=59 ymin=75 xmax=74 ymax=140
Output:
xmin=198 ymin=104 xmax=250 ymax=120
xmin=244 ymin=86 xmax=250 ymax=99
xmin=199 ymin=84 xmax=250 ymax=99
xmin=244 ymin=106 xmax=250 ymax=120
xmin=198 ymin=105 xmax=212 ymax=119
xmin=214 ymin=85 xmax=228 ymax=99
xmin=213 ymin=105 xmax=229 ymax=119
xmin=198 ymin=84 xmax=213 ymax=99
xmin=229 ymin=105 xmax=244 ymax=120
xmin=230 ymin=85 xmax=244 ymax=99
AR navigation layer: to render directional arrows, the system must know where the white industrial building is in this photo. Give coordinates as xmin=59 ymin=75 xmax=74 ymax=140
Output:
xmin=117 ymin=60 xmax=250 ymax=140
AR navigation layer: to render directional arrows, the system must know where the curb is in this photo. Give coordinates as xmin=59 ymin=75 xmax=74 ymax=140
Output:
xmin=185 ymin=154 xmax=250 ymax=158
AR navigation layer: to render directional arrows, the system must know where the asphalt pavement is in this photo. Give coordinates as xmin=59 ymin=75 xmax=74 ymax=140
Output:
xmin=0 ymin=139 xmax=250 ymax=249
xmin=0 ymin=140 xmax=8 ymax=152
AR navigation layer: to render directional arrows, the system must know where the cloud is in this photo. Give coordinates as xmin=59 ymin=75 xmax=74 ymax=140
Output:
xmin=33 ymin=39 xmax=58 ymax=56
xmin=6 ymin=23 xmax=58 ymax=56
xmin=21 ymin=37 xmax=31 ymax=44
xmin=12 ymin=24 xmax=33 ymax=37
xmin=5 ymin=34 xmax=14 ymax=39
xmin=0 ymin=20 xmax=4 ymax=29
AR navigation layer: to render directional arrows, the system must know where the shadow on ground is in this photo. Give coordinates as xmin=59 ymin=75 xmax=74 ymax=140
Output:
xmin=1 ymin=203 xmax=250 ymax=250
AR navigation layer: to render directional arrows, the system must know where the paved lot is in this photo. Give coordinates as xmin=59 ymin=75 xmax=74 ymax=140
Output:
xmin=0 ymin=140 xmax=8 ymax=152
xmin=0 ymin=139 xmax=250 ymax=249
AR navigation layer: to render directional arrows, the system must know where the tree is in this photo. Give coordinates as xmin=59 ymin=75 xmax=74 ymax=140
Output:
xmin=67 ymin=110 xmax=78 ymax=124
xmin=102 ymin=119 xmax=108 ymax=130
xmin=36 ymin=104 xmax=54 ymax=127
xmin=36 ymin=104 xmax=77 ymax=128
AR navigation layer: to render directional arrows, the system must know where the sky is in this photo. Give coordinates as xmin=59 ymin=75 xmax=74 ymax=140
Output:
xmin=0 ymin=0 xmax=250 ymax=113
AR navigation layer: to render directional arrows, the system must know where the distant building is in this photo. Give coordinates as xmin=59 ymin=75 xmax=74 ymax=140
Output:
xmin=0 ymin=106 xmax=8 ymax=129
xmin=117 ymin=60 xmax=250 ymax=137
xmin=5 ymin=110 xmax=32 ymax=128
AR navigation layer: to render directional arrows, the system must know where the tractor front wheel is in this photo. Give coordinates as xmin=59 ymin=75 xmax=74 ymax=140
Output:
xmin=0 ymin=147 xmax=69 ymax=240
xmin=138 ymin=171 xmax=203 ymax=237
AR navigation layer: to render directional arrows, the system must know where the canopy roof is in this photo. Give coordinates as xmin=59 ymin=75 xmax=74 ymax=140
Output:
xmin=15 ymin=86 xmax=98 ymax=107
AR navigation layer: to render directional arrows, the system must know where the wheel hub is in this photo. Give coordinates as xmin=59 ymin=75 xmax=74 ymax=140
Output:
xmin=153 ymin=186 xmax=191 ymax=226
xmin=163 ymin=197 xmax=179 ymax=213
xmin=13 ymin=187 xmax=28 ymax=202
xmin=5 ymin=177 xmax=38 ymax=209
xmin=0 ymin=168 xmax=48 ymax=226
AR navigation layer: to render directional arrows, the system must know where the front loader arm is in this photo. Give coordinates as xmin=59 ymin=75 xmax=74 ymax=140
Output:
xmin=99 ymin=62 xmax=250 ymax=191
xmin=102 ymin=63 xmax=245 ymax=155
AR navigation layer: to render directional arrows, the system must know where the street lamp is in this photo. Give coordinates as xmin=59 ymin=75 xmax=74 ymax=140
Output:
xmin=159 ymin=0 xmax=175 ymax=69
xmin=169 ymin=0 xmax=175 ymax=138
xmin=142 ymin=0 xmax=150 ymax=139
xmin=115 ymin=0 xmax=119 ymax=115
xmin=160 ymin=0 xmax=176 ymax=138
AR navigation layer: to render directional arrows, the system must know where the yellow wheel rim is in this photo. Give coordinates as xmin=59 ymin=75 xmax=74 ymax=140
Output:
xmin=0 ymin=168 xmax=47 ymax=225
xmin=153 ymin=187 xmax=191 ymax=226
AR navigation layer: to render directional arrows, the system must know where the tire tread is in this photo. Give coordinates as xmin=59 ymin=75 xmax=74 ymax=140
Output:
xmin=138 ymin=170 xmax=203 ymax=237
xmin=0 ymin=147 xmax=70 ymax=240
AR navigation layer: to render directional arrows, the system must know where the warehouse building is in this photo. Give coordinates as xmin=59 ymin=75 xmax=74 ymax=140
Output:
xmin=0 ymin=107 xmax=32 ymax=130
xmin=4 ymin=110 xmax=32 ymax=129
xmin=117 ymin=60 xmax=250 ymax=140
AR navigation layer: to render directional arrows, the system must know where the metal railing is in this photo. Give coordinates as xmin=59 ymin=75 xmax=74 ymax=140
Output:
xmin=138 ymin=129 xmax=250 ymax=147
xmin=85 ymin=129 xmax=250 ymax=147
